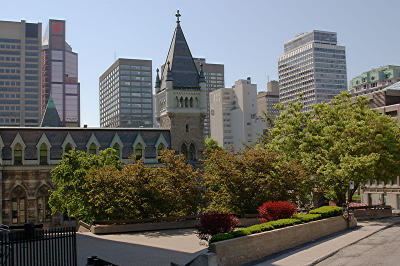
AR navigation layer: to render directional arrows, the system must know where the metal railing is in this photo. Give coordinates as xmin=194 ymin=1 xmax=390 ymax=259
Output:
xmin=0 ymin=223 xmax=77 ymax=266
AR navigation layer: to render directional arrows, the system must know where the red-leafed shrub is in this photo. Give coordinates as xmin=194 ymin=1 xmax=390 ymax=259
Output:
xmin=258 ymin=201 xmax=297 ymax=222
xmin=195 ymin=212 xmax=239 ymax=241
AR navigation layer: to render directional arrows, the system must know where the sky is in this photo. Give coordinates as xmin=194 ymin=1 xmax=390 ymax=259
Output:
xmin=3 ymin=0 xmax=400 ymax=126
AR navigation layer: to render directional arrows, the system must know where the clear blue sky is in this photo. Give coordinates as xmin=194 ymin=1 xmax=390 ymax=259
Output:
xmin=3 ymin=0 xmax=400 ymax=126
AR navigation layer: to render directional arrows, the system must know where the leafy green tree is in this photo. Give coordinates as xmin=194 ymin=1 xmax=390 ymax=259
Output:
xmin=203 ymin=147 xmax=306 ymax=214
xmin=204 ymin=137 xmax=223 ymax=156
xmin=263 ymin=92 xmax=400 ymax=205
xmin=48 ymin=148 xmax=121 ymax=223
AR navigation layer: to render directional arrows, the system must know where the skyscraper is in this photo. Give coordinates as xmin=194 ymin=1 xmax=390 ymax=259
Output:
xmin=278 ymin=30 xmax=347 ymax=111
xmin=42 ymin=19 xmax=80 ymax=127
xmin=0 ymin=20 xmax=42 ymax=126
xmin=193 ymin=58 xmax=224 ymax=137
xmin=99 ymin=58 xmax=153 ymax=128
xmin=257 ymin=80 xmax=280 ymax=120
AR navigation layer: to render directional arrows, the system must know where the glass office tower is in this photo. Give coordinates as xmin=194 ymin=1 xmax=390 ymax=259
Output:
xmin=278 ymin=30 xmax=347 ymax=111
xmin=42 ymin=19 xmax=80 ymax=127
xmin=0 ymin=20 xmax=42 ymax=126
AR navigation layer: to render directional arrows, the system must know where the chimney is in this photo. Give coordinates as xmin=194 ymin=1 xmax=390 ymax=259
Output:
xmin=247 ymin=77 xmax=251 ymax=83
xmin=84 ymin=124 xmax=87 ymax=128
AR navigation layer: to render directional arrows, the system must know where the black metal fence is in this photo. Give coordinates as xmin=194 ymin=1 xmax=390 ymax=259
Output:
xmin=0 ymin=224 xmax=77 ymax=266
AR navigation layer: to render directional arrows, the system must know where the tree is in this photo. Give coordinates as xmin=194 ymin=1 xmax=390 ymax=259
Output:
xmin=263 ymin=92 xmax=400 ymax=206
xmin=204 ymin=137 xmax=223 ymax=157
xmin=48 ymin=148 xmax=121 ymax=223
xmin=203 ymin=147 xmax=306 ymax=214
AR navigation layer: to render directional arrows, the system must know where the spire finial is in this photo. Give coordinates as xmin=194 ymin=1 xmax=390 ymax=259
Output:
xmin=175 ymin=10 xmax=181 ymax=23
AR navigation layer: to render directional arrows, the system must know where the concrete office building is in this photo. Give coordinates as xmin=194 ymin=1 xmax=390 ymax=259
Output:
xmin=99 ymin=58 xmax=152 ymax=128
xmin=210 ymin=78 xmax=259 ymax=151
xmin=193 ymin=58 xmax=224 ymax=137
xmin=278 ymin=30 xmax=347 ymax=111
xmin=0 ymin=20 xmax=42 ymax=126
xmin=41 ymin=19 xmax=80 ymax=127
xmin=350 ymin=65 xmax=400 ymax=97
xmin=257 ymin=80 xmax=280 ymax=120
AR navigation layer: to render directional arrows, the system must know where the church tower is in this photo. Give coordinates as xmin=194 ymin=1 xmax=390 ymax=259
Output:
xmin=155 ymin=10 xmax=207 ymax=161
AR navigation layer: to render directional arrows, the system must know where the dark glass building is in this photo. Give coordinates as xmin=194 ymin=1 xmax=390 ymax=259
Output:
xmin=42 ymin=19 xmax=80 ymax=127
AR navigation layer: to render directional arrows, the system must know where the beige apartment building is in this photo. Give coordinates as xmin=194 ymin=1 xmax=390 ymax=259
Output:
xmin=359 ymin=81 xmax=400 ymax=211
xmin=209 ymin=78 xmax=260 ymax=151
xmin=0 ymin=20 xmax=42 ymax=126
xmin=257 ymin=80 xmax=280 ymax=120
xmin=193 ymin=58 xmax=224 ymax=137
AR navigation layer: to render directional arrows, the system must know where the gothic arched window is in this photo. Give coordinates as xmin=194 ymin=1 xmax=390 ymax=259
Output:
xmin=180 ymin=97 xmax=184 ymax=108
xmin=185 ymin=97 xmax=188 ymax=107
xmin=195 ymin=97 xmax=199 ymax=107
xmin=186 ymin=124 xmax=189 ymax=133
xmin=181 ymin=143 xmax=188 ymax=159
xmin=189 ymin=97 xmax=193 ymax=107
xmin=135 ymin=143 xmax=143 ymax=160
xmin=40 ymin=143 xmax=48 ymax=165
xmin=64 ymin=143 xmax=73 ymax=153
xmin=11 ymin=186 xmax=27 ymax=224
xmin=89 ymin=143 xmax=97 ymax=155
xmin=188 ymin=143 xmax=196 ymax=161
xmin=37 ymin=186 xmax=51 ymax=223
xmin=176 ymin=96 xmax=179 ymax=107
xmin=14 ymin=143 xmax=23 ymax=165
xmin=113 ymin=143 xmax=120 ymax=157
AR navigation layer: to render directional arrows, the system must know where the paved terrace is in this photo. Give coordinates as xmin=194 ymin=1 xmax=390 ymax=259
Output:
xmin=77 ymin=217 xmax=400 ymax=266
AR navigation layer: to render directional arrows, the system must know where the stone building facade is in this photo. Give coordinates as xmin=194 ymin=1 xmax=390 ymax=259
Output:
xmin=0 ymin=127 xmax=170 ymax=225
xmin=154 ymin=11 xmax=207 ymax=160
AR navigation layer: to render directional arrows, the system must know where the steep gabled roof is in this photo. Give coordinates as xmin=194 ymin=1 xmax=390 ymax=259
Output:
xmin=40 ymin=95 xmax=63 ymax=127
xmin=160 ymin=18 xmax=200 ymax=90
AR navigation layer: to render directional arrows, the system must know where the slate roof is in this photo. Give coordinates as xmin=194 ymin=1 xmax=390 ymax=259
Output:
xmin=160 ymin=20 xmax=200 ymax=90
xmin=40 ymin=96 xmax=62 ymax=127
xmin=0 ymin=127 xmax=171 ymax=161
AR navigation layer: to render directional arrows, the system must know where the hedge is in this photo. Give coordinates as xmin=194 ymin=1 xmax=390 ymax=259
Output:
xmin=309 ymin=206 xmax=343 ymax=218
xmin=210 ymin=206 xmax=343 ymax=243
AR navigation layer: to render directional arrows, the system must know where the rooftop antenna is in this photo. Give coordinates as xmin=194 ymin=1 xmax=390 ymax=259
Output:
xmin=267 ymin=74 xmax=270 ymax=83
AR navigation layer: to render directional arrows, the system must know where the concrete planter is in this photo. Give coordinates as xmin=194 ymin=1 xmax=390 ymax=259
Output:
xmin=186 ymin=215 xmax=357 ymax=266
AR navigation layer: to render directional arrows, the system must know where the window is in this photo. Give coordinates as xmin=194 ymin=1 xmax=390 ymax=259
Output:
xmin=113 ymin=143 xmax=120 ymax=157
xmin=14 ymin=143 xmax=22 ymax=165
xmin=89 ymin=143 xmax=97 ymax=155
xmin=37 ymin=186 xmax=51 ymax=223
xmin=11 ymin=186 xmax=26 ymax=224
xmin=157 ymin=143 xmax=164 ymax=162
xmin=64 ymin=143 xmax=73 ymax=153
xmin=39 ymin=143 xmax=48 ymax=165
xmin=186 ymin=124 xmax=189 ymax=133
xmin=135 ymin=143 xmax=143 ymax=160
xmin=188 ymin=144 xmax=196 ymax=161
xmin=181 ymin=143 xmax=187 ymax=159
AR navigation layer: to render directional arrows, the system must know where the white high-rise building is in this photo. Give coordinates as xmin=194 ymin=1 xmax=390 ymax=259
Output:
xmin=278 ymin=30 xmax=347 ymax=111
xmin=209 ymin=78 xmax=260 ymax=151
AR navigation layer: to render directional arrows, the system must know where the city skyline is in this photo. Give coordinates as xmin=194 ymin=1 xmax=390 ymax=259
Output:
xmin=3 ymin=0 xmax=400 ymax=126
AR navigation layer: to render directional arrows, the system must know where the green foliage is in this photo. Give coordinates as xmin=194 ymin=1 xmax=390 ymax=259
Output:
xmin=294 ymin=213 xmax=322 ymax=223
xmin=204 ymin=137 xmax=223 ymax=157
xmin=50 ymin=149 xmax=204 ymax=223
xmin=48 ymin=148 xmax=122 ymax=223
xmin=309 ymin=206 xmax=343 ymax=218
xmin=203 ymin=147 xmax=307 ymax=214
xmin=267 ymin=218 xmax=302 ymax=228
xmin=263 ymin=92 xmax=400 ymax=206
xmin=209 ymin=232 xmax=235 ymax=243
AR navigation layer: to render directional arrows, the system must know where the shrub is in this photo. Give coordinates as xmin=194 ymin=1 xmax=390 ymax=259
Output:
xmin=309 ymin=206 xmax=342 ymax=218
xmin=210 ymin=232 xmax=235 ymax=243
xmin=268 ymin=218 xmax=301 ymax=229
xmin=258 ymin=201 xmax=297 ymax=222
xmin=294 ymin=213 xmax=322 ymax=223
xmin=196 ymin=212 xmax=239 ymax=241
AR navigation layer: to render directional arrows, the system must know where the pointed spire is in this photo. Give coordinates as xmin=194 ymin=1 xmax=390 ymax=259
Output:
xmin=199 ymin=63 xmax=205 ymax=83
xmin=40 ymin=95 xmax=62 ymax=127
xmin=159 ymin=11 xmax=200 ymax=90
xmin=155 ymin=68 xmax=161 ymax=89
xmin=166 ymin=61 xmax=173 ymax=81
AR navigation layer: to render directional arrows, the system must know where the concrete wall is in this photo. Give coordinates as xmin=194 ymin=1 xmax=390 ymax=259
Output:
xmin=189 ymin=215 xmax=357 ymax=266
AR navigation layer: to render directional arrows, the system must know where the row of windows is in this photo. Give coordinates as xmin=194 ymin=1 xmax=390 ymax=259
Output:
xmin=119 ymin=65 xmax=151 ymax=71
xmin=10 ymin=142 xmax=167 ymax=165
